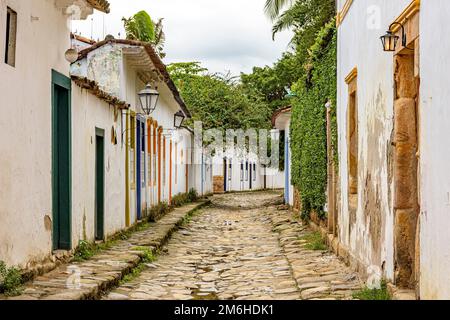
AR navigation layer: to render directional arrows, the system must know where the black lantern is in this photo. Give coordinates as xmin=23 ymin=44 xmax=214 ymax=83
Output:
xmin=138 ymin=84 xmax=159 ymax=116
xmin=380 ymin=22 xmax=412 ymax=52
xmin=380 ymin=30 xmax=399 ymax=52
xmin=174 ymin=110 xmax=186 ymax=129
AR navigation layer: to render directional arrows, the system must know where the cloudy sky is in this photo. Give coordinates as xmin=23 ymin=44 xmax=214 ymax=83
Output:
xmin=72 ymin=0 xmax=293 ymax=76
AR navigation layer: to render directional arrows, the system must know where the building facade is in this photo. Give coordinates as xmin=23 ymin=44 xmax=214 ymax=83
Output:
xmin=0 ymin=0 xmax=110 ymax=268
xmin=0 ymin=0 xmax=210 ymax=272
xmin=272 ymin=107 xmax=293 ymax=206
xmin=336 ymin=0 xmax=450 ymax=299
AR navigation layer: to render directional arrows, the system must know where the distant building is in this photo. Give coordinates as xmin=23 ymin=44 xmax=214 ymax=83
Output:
xmin=272 ymin=107 xmax=293 ymax=205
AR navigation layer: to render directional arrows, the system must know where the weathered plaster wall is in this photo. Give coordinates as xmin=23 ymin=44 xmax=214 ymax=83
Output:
xmin=71 ymin=88 xmax=126 ymax=244
xmin=0 ymin=0 xmax=71 ymax=267
xmin=337 ymin=0 xmax=412 ymax=281
xmin=418 ymin=0 xmax=450 ymax=300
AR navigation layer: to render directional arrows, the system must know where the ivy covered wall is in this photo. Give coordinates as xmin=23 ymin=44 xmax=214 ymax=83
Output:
xmin=290 ymin=19 xmax=337 ymax=218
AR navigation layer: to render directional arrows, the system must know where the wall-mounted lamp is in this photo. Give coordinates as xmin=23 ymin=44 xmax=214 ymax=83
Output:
xmin=380 ymin=22 xmax=414 ymax=52
xmin=174 ymin=110 xmax=186 ymax=129
xmin=138 ymin=84 xmax=160 ymax=116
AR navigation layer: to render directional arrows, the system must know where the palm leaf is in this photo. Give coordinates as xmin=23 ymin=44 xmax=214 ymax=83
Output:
xmin=264 ymin=0 xmax=294 ymax=20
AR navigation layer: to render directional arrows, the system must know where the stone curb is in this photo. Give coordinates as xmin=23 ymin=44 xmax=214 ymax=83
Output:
xmin=1 ymin=200 xmax=211 ymax=301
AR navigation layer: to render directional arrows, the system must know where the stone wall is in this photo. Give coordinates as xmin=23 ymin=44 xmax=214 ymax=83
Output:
xmin=213 ymin=176 xmax=225 ymax=194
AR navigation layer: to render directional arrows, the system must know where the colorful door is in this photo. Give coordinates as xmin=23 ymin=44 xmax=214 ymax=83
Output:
xmin=136 ymin=118 xmax=144 ymax=220
xmin=95 ymin=128 xmax=105 ymax=240
xmin=52 ymin=70 xmax=72 ymax=250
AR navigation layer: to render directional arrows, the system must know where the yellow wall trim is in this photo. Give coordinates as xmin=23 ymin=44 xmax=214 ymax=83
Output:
xmin=336 ymin=0 xmax=353 ymax=27
xmin=391 ymin=0 xmax=421 ymax=32
xmin=345 ymin=67 xmax=358 ymax=84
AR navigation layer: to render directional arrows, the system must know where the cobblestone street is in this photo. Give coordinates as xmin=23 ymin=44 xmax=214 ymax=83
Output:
xmin=105 ymin=191 xmax=361 ymax=300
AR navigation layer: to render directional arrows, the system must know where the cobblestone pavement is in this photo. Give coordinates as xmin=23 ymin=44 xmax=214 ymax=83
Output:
xmin=105 ymin=191 xmax=361 ymax=300
xmin=2 ymin=202 xmax=206 ymax=300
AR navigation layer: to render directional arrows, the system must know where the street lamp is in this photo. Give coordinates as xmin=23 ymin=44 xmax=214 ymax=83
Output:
xmin=174 ymin=110 xmax=186 ymax=129
xmin=380 ymin=22 xmax=413 ymax=52
xmin=138 ymin=84 xmax=160 ymax=116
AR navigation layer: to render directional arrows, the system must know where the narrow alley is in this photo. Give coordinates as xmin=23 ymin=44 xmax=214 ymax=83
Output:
xmin=105 ymin=191 xmax=361 ymax=300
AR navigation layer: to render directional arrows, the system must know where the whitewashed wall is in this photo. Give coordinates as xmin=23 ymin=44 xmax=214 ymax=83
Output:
xmin=337 ymin=1 xmax=450 ymax=298
xmin=212 ymin=150 xmax=279 ymax=192
xmin=0 ymin=0 xmax=71 ymax=267
xmin=337 ymin=0 xmax=412 ymax=282
xmin=417 ymin=0 xmax=450 ymax=300
xmin=71 ymin=88 xmax=126 ymax=243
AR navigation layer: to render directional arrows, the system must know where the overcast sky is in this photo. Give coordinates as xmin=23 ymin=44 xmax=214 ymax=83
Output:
xmin=72 ymin=0 xmax=293 ymax=76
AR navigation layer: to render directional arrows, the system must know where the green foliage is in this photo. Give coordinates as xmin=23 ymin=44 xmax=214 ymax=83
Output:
xmin=290 ymin=20 xmax=337 ymax=218
xmin=0 ymin=261 xmax=23 ymax=296
xmin=122 ymin=11 xmax=166 ymax=58
xmin=265 ymin=0 xmax=335 ymax=43
xmin=148 ymin=202 xmax=170 ymax=222
xmin=122 ymin=11 xmax=155 ymax=42
xmin=170 ymin=189 xmax=199 ymax=209
xmin=133 ymin=247 xmax=157 ymax=263
xmin=264 ymin=0 xmax=293 ymax=20
xmin=119 ymin=263 xmax=147 ymax=285
xmin=188 ymin=188 xmax=199 ymax=202
xmin=353 ymin=281 xmax=391 ymax=300
xmin=168 ymin=62 xmax=272 ymax=133
xmin=120 ymin=248 xmax=159 ymax=285
xmin=240 ymin=52 xmax=302 ymax=112
xmin=73 ymin=240 xmax=98 ymax=261
xmin=299 ymin=232 xmax=328 ymax=251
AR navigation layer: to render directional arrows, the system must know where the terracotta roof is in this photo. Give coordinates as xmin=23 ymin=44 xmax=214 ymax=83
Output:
xmin=77 ymin=39 xmax=191 ymax=118
xmin=86 ymin=0 xmax=110 ymax=13
xmin=71 ymin=76 xmax=129 ymax=110
xmin=271 ymin=106 xmax=292 ymax=127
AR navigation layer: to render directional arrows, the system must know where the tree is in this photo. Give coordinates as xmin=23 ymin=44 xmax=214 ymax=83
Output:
xmin=122 ymin=11 xmax=166 ymax=58
xmin=168 ymin=62 xmax=272 ymax=133
xmin=265 ymin=0 xmax=335 ymax=41
xmin=264 ymin=0 xmax=294 ymax=20
xmin=240 ymin=52 xmax=303 ymax=112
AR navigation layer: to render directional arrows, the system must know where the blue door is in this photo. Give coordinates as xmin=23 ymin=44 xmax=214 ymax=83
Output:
xmin=284 ymin=136 xmax=290 ymax=204
xmin=136 ymin=118 xmax=142 ymax=220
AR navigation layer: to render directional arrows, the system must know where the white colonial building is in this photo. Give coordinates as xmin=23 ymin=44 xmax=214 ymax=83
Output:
xmin=0 ymin=0 xmax=211 ymax=273
xmin=336 ymin=0 xmax=450 ymax=299
xmin=0 ymin=0 xmax=111 ymax=270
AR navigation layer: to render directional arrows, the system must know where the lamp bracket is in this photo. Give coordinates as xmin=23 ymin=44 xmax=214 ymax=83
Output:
xmin=389 ymin=22 xmax=415 ymax=51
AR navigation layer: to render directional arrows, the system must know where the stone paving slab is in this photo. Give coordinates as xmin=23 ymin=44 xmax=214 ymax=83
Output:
xmin=0 ymin=201 xmax=209 ymax=300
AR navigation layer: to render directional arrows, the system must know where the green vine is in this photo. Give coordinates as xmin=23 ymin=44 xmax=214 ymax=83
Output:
xmin=290 ymin=19 xmax=337 ymax=219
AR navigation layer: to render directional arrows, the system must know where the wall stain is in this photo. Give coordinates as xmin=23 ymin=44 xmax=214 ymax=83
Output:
xmin=363 ymin=85 xmax=388 ymax=265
